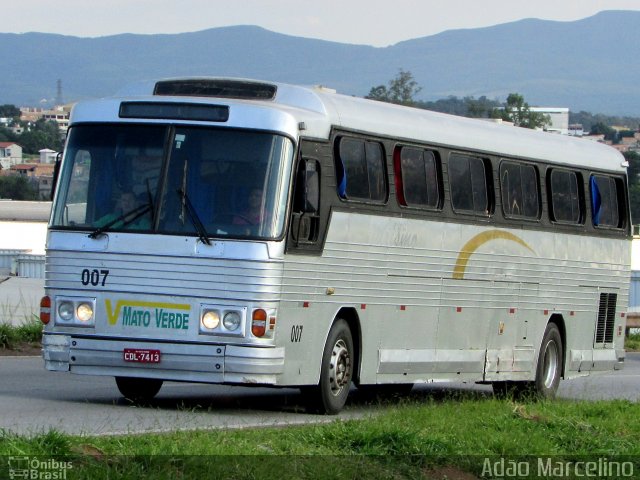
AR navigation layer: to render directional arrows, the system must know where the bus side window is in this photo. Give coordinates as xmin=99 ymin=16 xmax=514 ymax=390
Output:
xmin=549 ymin=169 xmax=582 ymax=224
xmin=500 ymin=161 xmax=540 ymax=220
xmin=590 ymin=174 xmax=622 ymax=228
xmin=449 ymin=153 xmax=490 ymax=216
xmin=335 ymin=137 xmax=387 ymax=203
xmin=395 ymin=146 xmax=441 ymax=209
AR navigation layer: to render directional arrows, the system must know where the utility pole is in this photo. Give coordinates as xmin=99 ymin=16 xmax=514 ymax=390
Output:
xmin=55 ymin=79 xmax=63 ymax=106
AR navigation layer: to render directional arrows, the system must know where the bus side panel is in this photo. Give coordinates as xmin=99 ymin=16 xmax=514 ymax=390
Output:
xmin=281 ymin=210 xmax=630 ymax=387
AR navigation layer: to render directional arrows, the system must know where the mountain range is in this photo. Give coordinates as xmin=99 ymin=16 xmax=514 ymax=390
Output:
xmin=1 ymin=10 xmax=638 ymax=115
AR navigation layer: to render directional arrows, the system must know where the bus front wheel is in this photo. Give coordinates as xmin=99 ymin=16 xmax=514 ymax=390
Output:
xmin=115 ymin=376 xmax=163 ymax=403
xmin=303 ymin=319 xmax=353 ymax=415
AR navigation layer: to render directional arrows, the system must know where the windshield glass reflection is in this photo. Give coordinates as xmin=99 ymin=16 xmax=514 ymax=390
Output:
xmin=51 ymin=124 xmax=294 ymax=240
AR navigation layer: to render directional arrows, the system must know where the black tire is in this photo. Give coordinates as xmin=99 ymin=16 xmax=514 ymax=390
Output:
xmin=115 ymin=376 xmax=163 ymax=402
xmin=532 ymin=323 xmax=563 ymax=399
xmin=492 ymin=323 xmax=563 ymax=400
xmin=304 ymin=319 xmax=353 ymax=415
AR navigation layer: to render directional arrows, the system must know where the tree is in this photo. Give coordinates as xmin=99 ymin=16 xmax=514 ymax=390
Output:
xmin=466 ymin=96 xmax=500 ymax=118
xmin=0 ymin=175 xmax=40 ymax=200
xmin=366 ymin=85 xmax=390 ymax=103
xmin=589 ymin=122 xmax=617 ymax=142
xmin=570 ymin=111 xmax=640 ymax=133
xmin=366 ymin=69 xmax=422 ymax=106
xmin=492 ymin=93 xmax=551 ymax=129
xmin=0 ymin=127 xmax=18 ymax=143
xmin=18 ymin=119 xmax=63 ymax=154
xmin=0 ymin=104 xmax=20 ymax=119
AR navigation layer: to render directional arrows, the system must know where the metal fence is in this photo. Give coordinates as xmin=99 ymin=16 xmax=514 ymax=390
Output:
xmin=15 ymin=254 xmax=46 ymax=278
xmin=0 ymin=250 xmax=45 ymax=278
xmin=0 ymin=249 xmax=30 ymax=273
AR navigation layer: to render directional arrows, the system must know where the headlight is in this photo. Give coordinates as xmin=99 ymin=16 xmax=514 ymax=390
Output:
xmin=202 ymin=310 xmax=220 ymax=330
xmin=58 ymin=301 xmax=74 ymax=321
xmin=55 ymin=297 xmax=96 ymax=327
xmin=76 ymin=303 xmax=94 ymax=322
xmin=198 ymin=305 xmax=246 ymax=337
xmin=223 ymin=311 xmax=241 ymax=331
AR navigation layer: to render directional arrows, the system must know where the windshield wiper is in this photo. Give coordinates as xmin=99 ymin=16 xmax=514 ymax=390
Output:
xmin=88 ymin=203 xmax=151 ymax=239
xmin=145 ymin=178 xmax=155 ymax=225
xmin=176 ymin=188 xmax=211 ymax=245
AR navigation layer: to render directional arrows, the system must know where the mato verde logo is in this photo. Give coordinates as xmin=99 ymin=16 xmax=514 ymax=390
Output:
xmin=105 ymin=299 xmax=191 ymax=330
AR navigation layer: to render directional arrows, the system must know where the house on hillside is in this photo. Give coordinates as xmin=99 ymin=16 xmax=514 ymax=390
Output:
xmin=39 ymin=148 xmax=58 ymax=164
xmin=19 ymin=105 xmax=72 ymax=136
xmin=620 ymin=135 xmax=640 ymax=153
xmin=41 ymin=105 xmax=72 ymax=134
xmin=8 ymin=163 xmax=55 ymax=199
xmin=0 ymin=142 xmax=23 ymax=170
xmin=568 ymin=124 xmax=584 ymax=137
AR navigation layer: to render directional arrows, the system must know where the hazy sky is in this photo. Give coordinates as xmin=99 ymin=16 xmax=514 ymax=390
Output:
xmin=6 ymin=0 xmax=640 ymax=46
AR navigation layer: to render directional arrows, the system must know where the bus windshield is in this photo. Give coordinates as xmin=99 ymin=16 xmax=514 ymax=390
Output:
xmin=51 ymin=124 xmax=294 ymax=240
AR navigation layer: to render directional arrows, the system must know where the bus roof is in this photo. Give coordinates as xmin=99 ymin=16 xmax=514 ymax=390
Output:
xmin=78 ymin=77 xmax=626 ymax=174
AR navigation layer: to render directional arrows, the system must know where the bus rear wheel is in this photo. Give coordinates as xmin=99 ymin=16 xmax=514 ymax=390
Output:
xmin=115 ymin=376 xmax=163 ymax=403
xmin=492 ymin=323 xmax=563 ymax=400
xmin=532 ymin=322 xmax=563 ymax=399
xmin=303 ymin=319 xmax=353 ymax=415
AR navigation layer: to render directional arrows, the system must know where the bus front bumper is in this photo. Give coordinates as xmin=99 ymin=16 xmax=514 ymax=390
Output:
xmin=42 ymin=334 xmax=285 ymax=385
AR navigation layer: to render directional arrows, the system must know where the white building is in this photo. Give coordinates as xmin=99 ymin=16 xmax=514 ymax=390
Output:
xmin=0 ymin=142 xmax=23 ymax=170
xmin=568 ymin=124 xmax=585 ymax=137
xmin=41 ymin=105 xmax=71 ymax=134
xmin=39 ymin=148 xmax=58 ymax=164
xmin=530 ymin=107 xmax=570 ymax=135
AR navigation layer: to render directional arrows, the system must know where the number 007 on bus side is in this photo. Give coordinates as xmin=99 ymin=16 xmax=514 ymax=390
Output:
xmin=123 ymin=349 xmax=161 ymax=363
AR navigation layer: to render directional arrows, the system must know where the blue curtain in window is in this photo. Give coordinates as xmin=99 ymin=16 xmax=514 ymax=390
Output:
xmin=590 ymin=176 xmax=602 ymax=226
xmin=337 ymin=157 xmax=347 ymax=199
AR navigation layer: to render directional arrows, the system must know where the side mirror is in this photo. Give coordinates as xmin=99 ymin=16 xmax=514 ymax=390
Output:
xmin=291 ymin=158 xmax=320 ymax=244
xmin=50 ymin=151 xmax=63 ymax=201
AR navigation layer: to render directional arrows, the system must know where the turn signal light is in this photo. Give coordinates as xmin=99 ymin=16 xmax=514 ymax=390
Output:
xmin=40 ymin=296 xmax=51 ymax=325
xmin=251 ymin=309 xmax=267 ymax=337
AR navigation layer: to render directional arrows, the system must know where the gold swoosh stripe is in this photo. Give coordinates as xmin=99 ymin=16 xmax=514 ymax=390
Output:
xmin=453 ymin=230 xmax=535 ymax=280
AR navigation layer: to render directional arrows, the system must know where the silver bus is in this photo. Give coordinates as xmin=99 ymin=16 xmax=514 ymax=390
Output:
xmin=41 ymin=78 xmax=631 ymax=414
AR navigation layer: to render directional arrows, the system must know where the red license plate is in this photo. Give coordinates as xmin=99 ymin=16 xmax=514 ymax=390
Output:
xmin=123 ymin=348 xmax=161 ymax=364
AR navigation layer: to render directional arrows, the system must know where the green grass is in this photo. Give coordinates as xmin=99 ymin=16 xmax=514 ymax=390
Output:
xmin=0 ymin=317 xmax=42 ymax=349
xmin=626 ymin=332 xmax=640 ymax=352
xmin=1 ymin=397 xmax=639 ymax=479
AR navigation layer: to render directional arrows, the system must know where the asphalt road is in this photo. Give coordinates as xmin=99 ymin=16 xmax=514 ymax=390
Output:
xmin=0 ymin=201 xmax=51 ymax=222
xmin=1 ymin=354 xmax=638 ymax=436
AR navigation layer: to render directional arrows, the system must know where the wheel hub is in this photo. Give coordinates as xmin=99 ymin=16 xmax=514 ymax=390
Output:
xmin=542 ymin=339 xmax=559 ymax=389
xmin=329 ymin=339 xmax=351 ymax=396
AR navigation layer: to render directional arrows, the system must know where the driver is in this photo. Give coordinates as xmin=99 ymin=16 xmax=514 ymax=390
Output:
xmin=94 ymin=191 xmax=151 ymax=230
xmin=233 ymin=187 xmax=264 ymax=226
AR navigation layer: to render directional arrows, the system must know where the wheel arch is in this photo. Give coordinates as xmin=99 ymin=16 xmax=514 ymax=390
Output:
xmin=333 ymin=307 xmax=362 ymax=384
xmin=548 ymin=313 xmax=567 ymax=378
